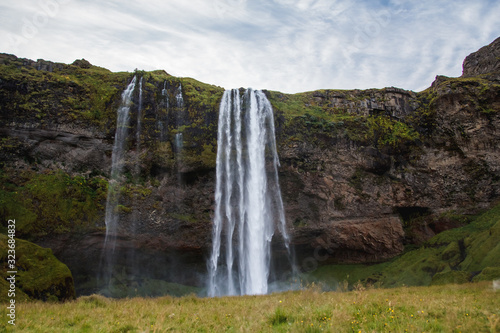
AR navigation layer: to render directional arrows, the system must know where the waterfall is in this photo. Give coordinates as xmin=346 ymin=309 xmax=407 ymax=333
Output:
xmin=174 ymin=83 xmax=184 ymax=149
xmin=175 ymin=132 xmax=183 ymax=152
xmin=100 ymin=76 xmax=137 ymax=288
xmin=208 ymin=88 xmax=291 ymax=297
xmin=134 ymin=77 xmax=144 ymax=179
xmin=162 ymin=80 xmax=169 ymax=108
xmin=176 ymin=83 xmax=184 ymax=109
xmin=136 ymin=77 xmax=144 ymax=151
xmin=104 ymin=76 xmax=137 ymax=238
xmin=159 ymin=80 xmax=169 ymax=142
xmin=174 ymin=82 xmax=185 ymax=178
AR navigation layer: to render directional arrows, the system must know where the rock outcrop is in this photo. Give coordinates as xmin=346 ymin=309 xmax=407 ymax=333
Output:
xmin=462 ymin=36 xmax=500 ymax=79
xmin=0 ymin=37 xmax=499 ymax=294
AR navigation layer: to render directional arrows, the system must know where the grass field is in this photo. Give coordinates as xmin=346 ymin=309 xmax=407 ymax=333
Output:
xmin=1 ymin=281 xmax=498 ymax=332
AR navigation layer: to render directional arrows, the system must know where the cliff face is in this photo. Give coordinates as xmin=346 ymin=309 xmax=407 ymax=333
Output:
xmin=462 ymin=37 xmax=500 ymax=79
xmin=0 ymin=38 xmax=499 ymax=293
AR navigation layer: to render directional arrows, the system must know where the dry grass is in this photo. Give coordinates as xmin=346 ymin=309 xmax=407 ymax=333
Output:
xmin=1 ymin=281 xmax=499 ymax=332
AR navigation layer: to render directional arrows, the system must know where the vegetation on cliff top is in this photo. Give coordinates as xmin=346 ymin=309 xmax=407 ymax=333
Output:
xmin=1 ymin=53 xmax=498 ymax=174
xmin=266 ymin=88 xmax=421 ymax=153
xmin=0 ymin=54 xmax=130 ymax=133
xmin=268 ymin=74 xmax=499 ymax=154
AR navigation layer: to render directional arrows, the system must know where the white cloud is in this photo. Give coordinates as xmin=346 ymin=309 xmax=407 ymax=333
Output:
xmin=0 ymin=0 xmax=499 ymax=93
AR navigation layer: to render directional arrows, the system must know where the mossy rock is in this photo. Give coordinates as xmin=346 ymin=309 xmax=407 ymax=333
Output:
xmin=0 ymin=234 xmax=75 ymax=302
xmin=459 ymin=219 xmax=500 ymax=272
xmin=430 ymin=271 xmax=471 ymax=286
xmin=380 ymin=247 xmax=448 ymax=287
xmin=0 ymin=277 xmax=29 ymax=303
xmin=440 ymin=241 xmax=462 ymax=267
xmin=472 ymin=267 xmax=500 ymax=282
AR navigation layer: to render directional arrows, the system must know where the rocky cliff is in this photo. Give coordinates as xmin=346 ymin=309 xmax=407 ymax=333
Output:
xmin=0 ymin=37 xmax=499 ymax=295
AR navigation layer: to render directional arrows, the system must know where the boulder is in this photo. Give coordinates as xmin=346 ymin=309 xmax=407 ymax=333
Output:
xmin=0 ymin=234 xmax=75 ymax=302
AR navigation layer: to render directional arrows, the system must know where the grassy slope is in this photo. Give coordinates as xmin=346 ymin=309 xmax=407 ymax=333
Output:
xmin=1 ymin=282 xmax=498 ymax=332
xmin=308 ymin=203 xmax=500 ymax=289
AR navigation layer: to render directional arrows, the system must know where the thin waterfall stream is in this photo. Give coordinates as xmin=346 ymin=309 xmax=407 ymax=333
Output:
xmin=99 ymin=76 xmax=137 ymax=291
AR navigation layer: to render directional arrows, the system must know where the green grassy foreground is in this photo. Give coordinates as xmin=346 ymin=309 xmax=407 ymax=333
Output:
xmin=1 ymin=282 xmax=498 ymax=332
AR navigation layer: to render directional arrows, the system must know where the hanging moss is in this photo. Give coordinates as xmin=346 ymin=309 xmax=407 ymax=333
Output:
xmin=365 ymin=115 xmax=420 ymax=148
xmin=0 ymin=169 xmax=107 ymax=239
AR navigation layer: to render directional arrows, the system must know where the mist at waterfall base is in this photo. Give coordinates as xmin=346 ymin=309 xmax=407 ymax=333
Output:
xmin=208 ymin=89 xmax=296 ymax=297
xmin=96 ymin=79 xmax=296 ymax=298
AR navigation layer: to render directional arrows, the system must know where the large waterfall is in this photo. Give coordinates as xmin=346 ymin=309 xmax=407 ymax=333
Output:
xmin=208 ymin=88 xmax=291 ymax=297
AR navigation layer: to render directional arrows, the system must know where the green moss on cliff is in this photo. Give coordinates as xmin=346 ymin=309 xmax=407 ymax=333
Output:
xmin=0 ymin=56 xmax=132 ymax=133
xmin=430 ymin=270 xmax=471 ymax=286
xmin=0 ymin=234 xmax=75 ymax=302
xmin=413 ymin=75 xmax=500 ymax=144
xmin=181 ymin=77 xmax=224 ymax=112
xmin=0 ymin=59 xmax=235 ymax=237
xmin=428 ymin=203 xmax=500 ymax=246
xmin=0 ymin=169 xmax=107 ymax=238
xmin=459 ymin=217 xmax=500 ymax=272
xmin=267 ymin=89 xmax=421 ymax=152
xmin=365 ymin=115 xmax=419 ymax=148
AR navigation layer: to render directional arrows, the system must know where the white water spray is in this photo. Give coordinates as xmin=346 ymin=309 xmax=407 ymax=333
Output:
xmin=175 ymin=132 xmax=183 ymax=152
xmin=158 ymin=80 xmax=169 ymax=142
xmin=162 ymin=80 xmax=169 ymax=108
xmin=136 ymin=77 xmax=144 ymax=150
xmin=104 ymin=76 xmax=137 ymax=240
xmin=208 ymin=88 xmax=291 ymax=297
xmin=134 ymin=77 xmax=144 ymax=180
xmin=176 ymin=83 xmax=184 ymax=109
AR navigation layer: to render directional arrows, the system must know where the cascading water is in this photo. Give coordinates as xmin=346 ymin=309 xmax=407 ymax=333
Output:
xmin=130 ymin=77 xmax=144 ymax=272
xmin=162 ymin=80 xmax=169 ymax=108
xmin=133 ymin=77 xmax=144 ymax=180
xmin=104 ymin=76 xmax=137 ymax=239
xmin=174 ymin=83 xmax=185 ymax=180
xmin=158 ymin=80 xmax=169 ymax=142
xmin=175 ymin=132 xmax=183 ymax=152
xmin=136 ymin=77 xmax=144 ymax=151
xmin=176 ymin=83 xmax=184 ymax=109
xmin=208 ymin=88 xmax=292 ymax=297
xmin=99 ymin=76 xmax=137 ymax=289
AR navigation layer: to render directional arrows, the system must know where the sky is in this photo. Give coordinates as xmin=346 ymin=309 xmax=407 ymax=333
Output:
xmin=1 ymin=0 xmax=499 ymax=94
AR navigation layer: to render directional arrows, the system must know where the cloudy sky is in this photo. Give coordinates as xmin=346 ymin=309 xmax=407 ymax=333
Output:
xmin=1 ymin=0 xmax=499 ymax=93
